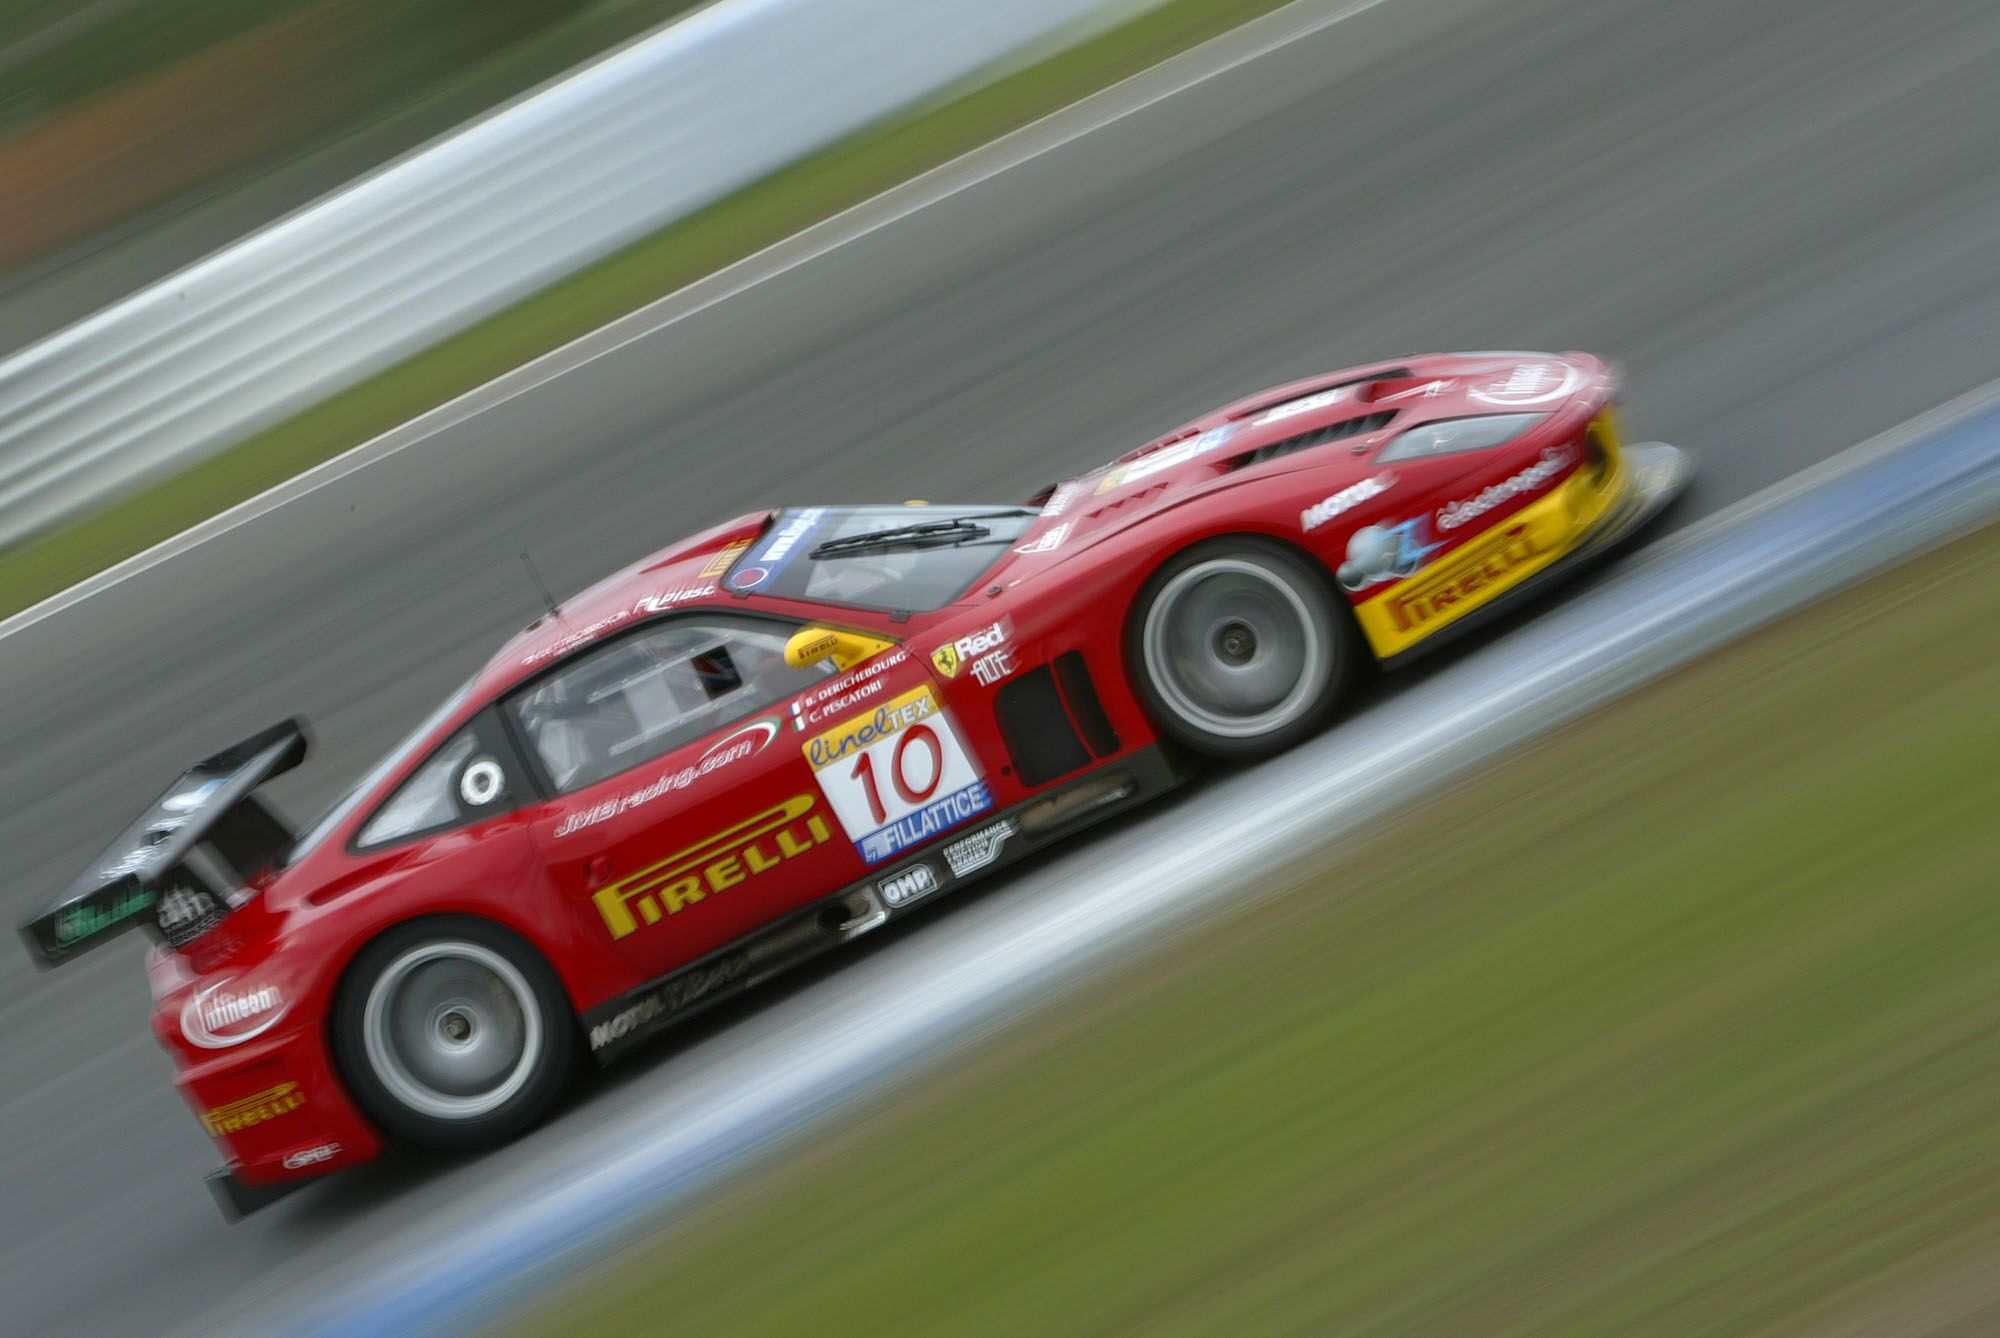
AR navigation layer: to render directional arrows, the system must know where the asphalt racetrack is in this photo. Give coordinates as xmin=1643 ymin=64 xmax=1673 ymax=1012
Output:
xmin=6 ymin=0 xmax=2000 ymax=1332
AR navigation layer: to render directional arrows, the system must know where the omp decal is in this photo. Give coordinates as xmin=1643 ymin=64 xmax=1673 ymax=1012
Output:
xmin=877 ymin=863 xmax=940 ymax=908
xmin=806 ymin=685 xmax=992 ymax=865
xmin=282 ymin=1142 xmax=341 ymax=1170
xmin=201 ymin=1082 xmax=305 ymax=1136
xmin=592 ymin=795 xmax=831 ymax=938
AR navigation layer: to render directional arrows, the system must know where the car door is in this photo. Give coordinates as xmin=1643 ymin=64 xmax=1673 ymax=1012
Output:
xmin=509 ymin=610 xmax=869 ymax=982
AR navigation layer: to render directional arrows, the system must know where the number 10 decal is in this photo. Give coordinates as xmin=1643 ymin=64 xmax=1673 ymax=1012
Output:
xmin=803 ymin=686 xmax=993 ymax=864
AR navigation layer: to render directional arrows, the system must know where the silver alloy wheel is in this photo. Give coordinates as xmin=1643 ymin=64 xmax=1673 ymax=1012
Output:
xmin=360 ymin=940 xmax=542 ymax=1122
xmin=1141 ymin=556 xmax=1326 ymax=739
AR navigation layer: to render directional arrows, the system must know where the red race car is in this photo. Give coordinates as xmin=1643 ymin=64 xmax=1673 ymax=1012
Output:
xmin=20 ymin=352 xmax=1689 ymax=1217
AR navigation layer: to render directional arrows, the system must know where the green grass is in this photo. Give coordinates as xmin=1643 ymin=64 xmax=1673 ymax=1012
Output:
xmin=517 ymin=520 xmax=2000 ymax=1337
xmin=0 ymin=0 xmax=1299 ymax=622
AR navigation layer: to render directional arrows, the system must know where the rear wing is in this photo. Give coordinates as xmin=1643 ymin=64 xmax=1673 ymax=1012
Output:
xmin=18 ymin=719 xmax=309 ymax=968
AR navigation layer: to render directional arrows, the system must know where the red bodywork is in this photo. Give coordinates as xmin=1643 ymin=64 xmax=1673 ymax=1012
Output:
xmin=146 ymin=352 xmax=1642 ymax=1189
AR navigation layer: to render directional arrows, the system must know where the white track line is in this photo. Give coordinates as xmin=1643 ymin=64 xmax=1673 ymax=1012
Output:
xmin=0 ymin=0 xmax=1389 ymax=646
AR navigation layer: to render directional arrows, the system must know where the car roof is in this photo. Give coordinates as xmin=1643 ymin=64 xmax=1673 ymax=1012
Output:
xmin=473 ymin=509 xmax=774 ymax=700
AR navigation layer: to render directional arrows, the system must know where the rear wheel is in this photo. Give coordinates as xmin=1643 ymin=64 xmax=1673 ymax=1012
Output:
xmin=334 ymin=917 xmax=576 ymax=1149
xmin=1130 ymin=537 xmax=1359 ymax=761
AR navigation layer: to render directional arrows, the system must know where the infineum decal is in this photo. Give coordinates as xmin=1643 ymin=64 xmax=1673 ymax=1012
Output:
xmin=592 ymin=795 xmax=831 ymax=938
xmin=806 ymin=684 xmax=993 ymax=865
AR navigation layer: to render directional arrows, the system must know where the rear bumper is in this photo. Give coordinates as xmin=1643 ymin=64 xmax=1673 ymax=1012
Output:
xmin=155 ymin=989 xmax=384 ymax=1212
xmin=205 ymin=1167 xmax=309 ymax=1222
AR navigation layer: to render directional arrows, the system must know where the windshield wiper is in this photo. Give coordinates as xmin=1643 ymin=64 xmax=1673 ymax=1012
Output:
xmin=808 ymin=511 xmax=1032 ymax=560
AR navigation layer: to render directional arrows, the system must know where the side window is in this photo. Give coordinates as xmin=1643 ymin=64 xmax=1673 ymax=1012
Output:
xmin=509 ymin=615 xmax=830 ymax=795
xmin=356 ymin=716 xmax=520 ymax=850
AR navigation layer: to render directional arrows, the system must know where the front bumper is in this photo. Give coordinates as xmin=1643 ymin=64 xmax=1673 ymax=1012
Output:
xmin=1369 ymin=427 xmax=1694 ymax=665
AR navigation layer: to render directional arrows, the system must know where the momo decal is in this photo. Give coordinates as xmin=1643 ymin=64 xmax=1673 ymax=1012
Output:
xmin=592 ymin=795 xmax=831 ymax=939
xmin=1437 ymin=447 xmax=1576 ymax=531
xmin=805 ymin=685 xmax=992 ymax=865
xmin=1301 ymin=474 xmax=1395 ymax=532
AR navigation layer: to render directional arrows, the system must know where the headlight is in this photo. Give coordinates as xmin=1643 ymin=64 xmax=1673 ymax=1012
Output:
xmin=1377 ymin=413 xmax=1546 ymax=463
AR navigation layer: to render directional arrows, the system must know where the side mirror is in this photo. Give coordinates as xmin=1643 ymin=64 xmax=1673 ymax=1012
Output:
xmin=784 ymin=626 xmax=895 ymax=671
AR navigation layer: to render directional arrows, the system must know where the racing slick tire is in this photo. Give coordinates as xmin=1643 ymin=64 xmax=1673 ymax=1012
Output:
xmin=333 ymin=917 xmax=577 ymax=1150
xmin=1130 ymin=536 xmax=1360 ymax=762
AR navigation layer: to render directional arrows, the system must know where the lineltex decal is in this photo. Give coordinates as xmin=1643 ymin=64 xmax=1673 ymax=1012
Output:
xmin=729 ymin=508 xmax=828 ymax=591
xmin=806 ymin=685 xmax=992 ymax=865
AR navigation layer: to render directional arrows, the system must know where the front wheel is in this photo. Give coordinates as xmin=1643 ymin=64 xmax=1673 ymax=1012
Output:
xmin=1130 ymin=537 xmax=1359 ymax=761
xmin=334 ymin=917 xmax=576 ymax=1150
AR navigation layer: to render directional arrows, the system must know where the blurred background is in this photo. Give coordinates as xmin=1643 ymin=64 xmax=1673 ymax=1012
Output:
xmin=5 ymin=0 xmax=2000 ymax=1334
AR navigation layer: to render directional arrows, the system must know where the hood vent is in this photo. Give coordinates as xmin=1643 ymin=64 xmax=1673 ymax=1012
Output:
xmin=1226 ymin=411 xmax=1396 ymax=471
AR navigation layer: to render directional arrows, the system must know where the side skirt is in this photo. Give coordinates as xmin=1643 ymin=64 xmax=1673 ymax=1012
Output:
xmin=580 ymin=745 xmax=1184 ymax=1063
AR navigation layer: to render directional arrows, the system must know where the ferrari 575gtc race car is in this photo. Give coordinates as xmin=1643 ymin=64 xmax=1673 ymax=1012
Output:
xmin=20 ymin=352 xmax=1689 ymax=1218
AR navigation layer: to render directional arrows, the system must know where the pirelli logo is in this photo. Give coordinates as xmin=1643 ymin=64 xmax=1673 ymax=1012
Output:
xmin=201 ymin=1082 xmax=305 ymax=1136
xmin=1379 ymin=521 xmax=1545 ymax=633
xmin=592 ymin=795 xmax=832 ymax=939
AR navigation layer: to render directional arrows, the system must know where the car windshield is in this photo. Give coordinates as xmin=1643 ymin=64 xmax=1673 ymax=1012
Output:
xmin=723 ymin=505 xmax=1037 ymax=612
